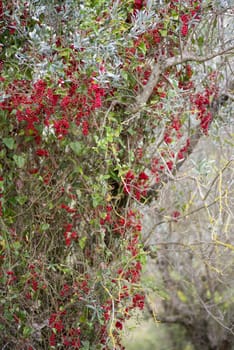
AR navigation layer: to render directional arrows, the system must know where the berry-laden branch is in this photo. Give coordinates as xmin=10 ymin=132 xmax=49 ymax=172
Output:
xmin=129 ymin=46 xmax=234 ymax=114
xmin=145 ymin=87 xmax=232 ymax=202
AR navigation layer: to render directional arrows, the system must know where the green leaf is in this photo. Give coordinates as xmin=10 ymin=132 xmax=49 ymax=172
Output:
xmin=214 ymin=291 xmax=222 ymax=304
xmin=197 ymin=36 xmax=204 ymax=47
xmin=79 ymin=236 xmax=87 ymax=250
xmin=157 ymin=289 xmax=170 ymax=300
xmin=12 ymin=241 xmax=21 ymax=251
xmin=138 ymin=42 xmax=147 ymax=55
xmin=79 ymin=313 xmax=87 ymax=324
xmin=0 ymin=149 xmax=6 ymax=159
xmin=159 ymin=29 xmax=167 ymax=37
xmin=171 ymin=10 xmax=179 ymax=20
xmin=16 ymin=195 xmax=28 ymax=205
xmin=150 ymin=245 xmax=158 ymax=253
xmin=81 ymin=340 xmax=90 ymax=350
xmin=40 ymin=223 xmax=50 ymax=232
xmin=92 ymin=194 xmax=103 ymax=208
xmin=3 ymin=137 xmax=15 ymax=150
xmin=121 ymin=70 xmax=129 ymax=81
xmin=23 ymin=326 xmax=32 ymax=338
xmin=57 ymin=47 xmax=71 ymax=59
xmin=177 ymin=290 xmax=188 ymax=303
xmin=70 ymin=142 xmax=84 ymax=156
xmin=137 ymin=253 xmax=147 ymax=265
xmin=127 ymin=127 xmax=136 ymax=136
xmin=13 ymin=154 xmax=26 ymax=168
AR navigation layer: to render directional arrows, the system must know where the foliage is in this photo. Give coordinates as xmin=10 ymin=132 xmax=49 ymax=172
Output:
xmin=0 ymin=0 xmax=233 ymax=349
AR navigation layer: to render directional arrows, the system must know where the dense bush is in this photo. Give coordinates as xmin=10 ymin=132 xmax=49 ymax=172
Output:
xmin=0 ymin=1 xmax=233 ymax=349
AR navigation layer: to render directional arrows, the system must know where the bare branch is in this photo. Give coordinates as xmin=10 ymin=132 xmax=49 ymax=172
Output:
xmin=155 ymin=315 xmax=187 ymax=324
xmin=127 ymin=62 xmax=162 ymax=114
xmin=143 ymin=192 xmax=226 ymax=246
xmin=165 ymin=46 xmax=234 ymax=69
xmin=145 ymin=287 xmax=234 ymax=343
xmin=145 ymin=296 xmax=188 ymax=325
xmin=197 ymin=294 xmax=234 ymax=335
